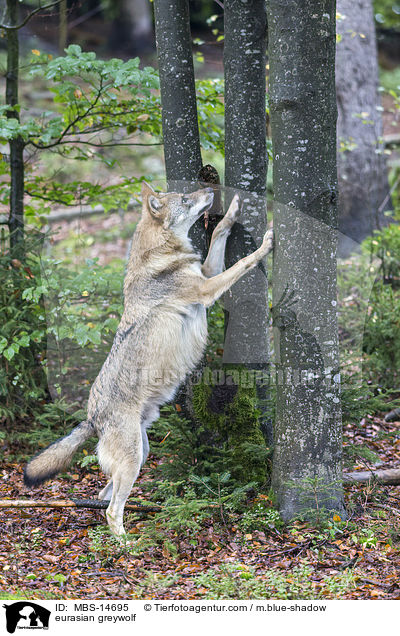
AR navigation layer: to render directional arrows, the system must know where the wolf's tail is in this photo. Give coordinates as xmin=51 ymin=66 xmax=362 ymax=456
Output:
xmin=24 ymin=420 xmax=95 ymax=487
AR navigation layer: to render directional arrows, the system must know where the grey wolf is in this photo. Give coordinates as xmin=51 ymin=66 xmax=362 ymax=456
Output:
xmin=24 ymin=182 xmax=273 ymax=538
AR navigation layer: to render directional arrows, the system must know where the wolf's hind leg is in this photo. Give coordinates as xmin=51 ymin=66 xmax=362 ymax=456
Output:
xmin=98 ymin=479 xmax=113 ymax=501
xmin=106 ymin=460 xmax=141 ymax=539
xmin=140 ymin=403 xmax=159 ymax=466
xmin=98 ymin=420 xmax=142 ymax=538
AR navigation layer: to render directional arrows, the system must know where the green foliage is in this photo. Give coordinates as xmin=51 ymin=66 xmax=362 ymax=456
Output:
xmin=358 ymin=226 xmax=400 ymax=387
xmin=341 ymin=383 xmax=398 ymax=423
xmin=351 ymin=528 xmax=379 ymax=548
xmin=338 ymin=223 xmax=400 ymax=390
xmin=149 ymin=412 xmax=261 ymax=504
xmin=1 ymin=46 xmax=161 ymax=149
xmin=0 ymin=47 xmax=160 ymax=215
xmin=196 ymin=78 xmax=224 ymax=154
xmin=239 ymin=501 xmax=283 ymax=533
xmin=373 ymin=0 xmax=400 ymax=30
xmin=364 ymin=223 xmax=400 ymax=283
xmin=150 ymin=383 xmax=271 ymax=490
xmin=0 ymin=227 xmax=124 ymax=430
xmin=286 ymin=477 xmax=344 ymax=526
xmin=363 ymin=283 xmax=400 ymax=385
xmin=78 ymin=453 xmax=99 ymax=469
xmin=343 ymin=443 xmax=381 ymax=467
xmin=5 ymin=402 xmax=87 ymax=461
xmin=42 ymin=255 xmax=123 ymax=399
xmin=107 ymin=487 xmax=215 ymax=557
xmin=193 ymin=561 xmax=356 ymax=600
xmin=0 ymin=234 xmax=48 ymax=422
xmin=128 ymin=492 xmax=215 ymax=557
xmin=191 ymin=370 xmax=271 ymax=483
xmin=380 ymin=66 xmax=400 ymax=93
xmin=81 ymin=527 xmax=128 ymax=565
xmin=15 ymin=528 xmax=44 ymax=552
xmin=0 ymin=46 xmax=225 ymax=218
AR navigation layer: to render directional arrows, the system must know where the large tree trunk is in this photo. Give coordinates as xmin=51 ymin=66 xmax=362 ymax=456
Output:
xmin=336 ymin=0 xmax=392 ymax=256
xmin=267 ymin=0 xmax=345 ymax=520
xmin=223 ymin=0 xmax=271 ymax=441
xmin=5 ymin=0 xmax=25 ymax=258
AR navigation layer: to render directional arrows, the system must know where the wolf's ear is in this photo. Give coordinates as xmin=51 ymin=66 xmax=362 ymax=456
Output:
xmin=141 ymin=180 xmax=156 ymax=198
xmin=148 ymin=195 xmax=164 ymax=218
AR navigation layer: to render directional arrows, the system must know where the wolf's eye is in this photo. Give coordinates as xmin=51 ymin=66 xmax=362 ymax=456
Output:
xmin=182 ymin=196 xmax=189 ymax=205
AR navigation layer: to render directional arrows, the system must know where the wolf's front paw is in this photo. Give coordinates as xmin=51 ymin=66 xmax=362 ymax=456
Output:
xmin=224 ymin=194 xmax=241 ymax=226
xmin=261 ymin=228 xmax=274 ymax=254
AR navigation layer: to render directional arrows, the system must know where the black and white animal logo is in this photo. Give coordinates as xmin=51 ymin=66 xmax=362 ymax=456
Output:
xmin=3 ymin=602 xmax=50 ymax=634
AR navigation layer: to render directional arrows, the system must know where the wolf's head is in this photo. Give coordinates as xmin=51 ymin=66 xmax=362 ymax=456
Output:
xmin=141 ymin=181 xmax=214 ymax=239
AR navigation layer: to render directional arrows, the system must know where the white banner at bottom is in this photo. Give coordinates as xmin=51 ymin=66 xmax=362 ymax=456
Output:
xmin=0 ymin=599 xmax=394 ymax=635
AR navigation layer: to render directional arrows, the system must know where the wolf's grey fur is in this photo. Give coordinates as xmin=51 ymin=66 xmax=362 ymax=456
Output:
xmin=24 ymin=182 xmax=273 ymax=538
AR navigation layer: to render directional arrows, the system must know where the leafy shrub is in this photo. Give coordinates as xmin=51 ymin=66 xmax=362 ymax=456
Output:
xmin=239 ymin=501 xmax=283 ymax=533
xmin=373 ymin=0 xmax=400 ymax=30
xmin=149 ymin=403 xmax=270 ymax=491
xmin=0 ymin=46 xmax=224 ymax=218
xmin=338 ymin=223 xmax=400 ymax=390
xmin=364 ymin=224 xmax=400 ymax=286
xmin=193 ymin=561 xmax=356 ymax=600
xmin=0 ymin=233 xmax=48 ymax=422
xmin=361 ymin=225 xmax=400 ymax=387
xmin=0 ymin=229 xmax=124 ymax=439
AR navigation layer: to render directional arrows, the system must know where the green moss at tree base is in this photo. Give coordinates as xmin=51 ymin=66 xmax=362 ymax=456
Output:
xmin=191 ymin=367 xmax=271 ymax=484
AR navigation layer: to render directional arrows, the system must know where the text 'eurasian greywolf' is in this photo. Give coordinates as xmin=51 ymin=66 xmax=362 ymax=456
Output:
xmin=24 ymin=182 xmax=273 ymax=538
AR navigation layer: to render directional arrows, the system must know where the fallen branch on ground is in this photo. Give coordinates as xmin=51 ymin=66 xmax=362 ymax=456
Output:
xmin=2 ymin=470 xmax=400 ymax=513
xmin=343 ymin=467 xmax=400 ymax=485
xmin=0 ymin=498 xmax=161 ymax=512
xmin=0 ymin=498 xmax=219 ymax=511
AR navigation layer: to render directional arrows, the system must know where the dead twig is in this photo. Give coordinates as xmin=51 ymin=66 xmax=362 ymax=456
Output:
xmin=0 ymin=498 xmax=161 ymax=512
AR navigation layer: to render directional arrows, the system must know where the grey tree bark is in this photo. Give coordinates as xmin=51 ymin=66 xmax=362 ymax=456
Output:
xmin=223 ymin=0 xmax=271 ymax=441
xmin=267 ymin=0 xmax=346 ymax=520
xmin=5 ymin=0 xmax=25 ymax=258
xmin=153 ymin=0 xmax=202 ymax=185
xmin=153 ymin=0 xmax=206 ymax=253
xmin=336 ymin=0 xmax=392 ymax=256
xmin=153 ymin=0 xmax=208 ymax=419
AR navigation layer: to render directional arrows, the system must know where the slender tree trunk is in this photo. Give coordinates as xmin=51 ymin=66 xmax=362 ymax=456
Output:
xmin=267 ymin=0 xmax=345 ymax=520
xmin=153 ymin=0 xmax=206 ymax=258
xmin=123 ymin=0 xmax=153 ymax=44
xmin=112 ymin=0 xmax=154 ymax=54
xmin=223 ymin=0 xmax=271 ymax=441
xmin=336 ymin=0 xmax=392 ymax=256
xmin=153 ymin=0 xmax=207 ymax=420
xmin=6 ymin=0 xmax=24 ymax=258
xmin=153 ymin=0 xmax=202 ymax=185
xmin=59 ymin=0 xmax=68 ymax=54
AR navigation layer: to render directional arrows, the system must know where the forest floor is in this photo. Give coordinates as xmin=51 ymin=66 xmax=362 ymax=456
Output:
xmin=1 ymin=410 xmax=400 ymax=601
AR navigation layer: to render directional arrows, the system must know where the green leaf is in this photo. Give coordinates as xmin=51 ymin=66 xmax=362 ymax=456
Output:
xmin=4 ymin=347 xmax=16 ymax=361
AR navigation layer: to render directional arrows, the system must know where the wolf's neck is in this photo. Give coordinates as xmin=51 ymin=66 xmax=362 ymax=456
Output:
xmin=126 ymin=226 xmax=199 ymax=273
